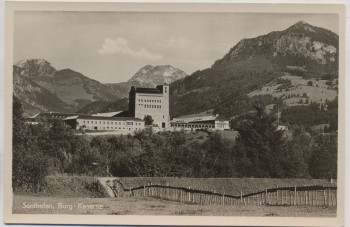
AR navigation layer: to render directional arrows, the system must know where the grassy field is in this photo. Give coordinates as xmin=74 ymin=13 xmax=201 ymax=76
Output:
xmin=13 ymin=176 xmax=337 ymax=216
xmin=248 ymin=73 xmax=337 ymax=106
xmin=13 ymin=195 xmax=336 ymax=217
xmin=15 ymin=175 xmax=108 ymax=198
xmin=116 ymin=177 xmax=335 ymax=195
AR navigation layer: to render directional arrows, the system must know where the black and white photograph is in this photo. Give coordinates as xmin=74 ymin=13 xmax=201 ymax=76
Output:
xmin=3 ymin=2 xmax=345 ymax=226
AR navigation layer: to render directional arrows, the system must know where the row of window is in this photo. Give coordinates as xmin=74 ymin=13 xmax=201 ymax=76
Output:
xmin=138 ymin=104 xmax=162 ymax=109
xmin=84 ymin=126 xmax=137 ymax=131
xmin=82 ymin=120 xmax=142 ymax=126
xmin=138 ymin=99 xmax=162 ymax=103
xmin=49 ymin=115 xmax=66 ymax=118
xmin=171 ymin=124 xmax=215 ymax=129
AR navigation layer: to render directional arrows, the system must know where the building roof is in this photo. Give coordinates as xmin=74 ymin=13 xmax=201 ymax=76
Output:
xmin=175 ymin=109 xmax=215 ymax=119
xmin=130 ymin=85 xmax=168 ymax=94
xmin=33 ymin=112 xmax=85 ymax=119
xmin=92 ymin=111 xmax=123 ymax=117
xmin=172 ymin=110 xmax=219 ymax=123
xmin=64 ymin=115 xmax=144 ymax=122
xmin=170 ymin=122 xmax=215 ymax=126
xmin=134 ymin=87 xmax=162 ymax=94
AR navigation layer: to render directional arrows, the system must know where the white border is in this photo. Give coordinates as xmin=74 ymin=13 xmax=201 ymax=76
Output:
xmin=1 ymin=1 xmax=349 ymax=227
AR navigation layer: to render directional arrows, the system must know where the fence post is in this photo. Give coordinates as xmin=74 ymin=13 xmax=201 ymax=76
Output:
xmin=116 ymin=182 xmax=120 ymax=197
xmin=240 ymin=191 xmax=243 ymax=203
xmin=180 ymin=189 xmax=183 ymax=203
xmin=331 ymin=190 xmax=334 ymax=207
xmin=294 ymin=186 xmax=297 ymax=206
xmin=323 ymin=187 xmax=326 ymax=206
xmin=281 ymin=190 xmax=284 ymax=205
xmin=328 ymin=187 xmax=331 ymax=207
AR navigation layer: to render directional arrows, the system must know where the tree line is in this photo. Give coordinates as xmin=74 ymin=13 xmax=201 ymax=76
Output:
xmin=13 ymin=96 xmax=337 ymax=193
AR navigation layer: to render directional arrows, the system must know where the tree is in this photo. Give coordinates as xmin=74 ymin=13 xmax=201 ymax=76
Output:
xmin=235 ymin=105 xmax=286 ymax=177
xmin=308 ymin=134 xmax=337 ymax=179
xmin=143 ymin=115 xmax=154 ymax=126
xmin=12 ymin=96 xmax=49 ymax=192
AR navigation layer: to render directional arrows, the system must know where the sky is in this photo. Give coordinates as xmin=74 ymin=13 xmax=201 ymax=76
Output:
xmin=14 ymin=12 xmax=338 ymax=83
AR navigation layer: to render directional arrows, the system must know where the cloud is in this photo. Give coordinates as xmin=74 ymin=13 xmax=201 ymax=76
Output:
xmin=165 ymin=38 xmax=188 ymax=48
xmin=98 ymin=37 xmax=162 ymax=61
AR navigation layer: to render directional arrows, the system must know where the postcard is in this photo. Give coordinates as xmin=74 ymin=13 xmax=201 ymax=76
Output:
xmin=3 ymin=2 xmax=345 ymax=226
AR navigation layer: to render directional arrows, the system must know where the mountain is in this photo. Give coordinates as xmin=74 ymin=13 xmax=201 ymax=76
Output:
xmin=13 ymin=72 xmax=73 ymax=116
xmin=76 ymin=21 xmax=339 ymax=126
xmin=169 ymin=21 xmax=339 ymax=118
xmin=14 ymin=59 xmax=121 ymax=115
xmin=129 ymin=65 xmax=188 ymax=86
xmin=213 ymin=20 xmax=338 ymax=75
xmin=14 ymin=59 xmax=57 ymax=79
xmin=106 ymin=65 xmax=188 ymax=98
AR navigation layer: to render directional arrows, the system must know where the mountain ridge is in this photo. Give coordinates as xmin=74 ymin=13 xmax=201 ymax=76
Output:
xmin=15 ymin=21 xmax=339 ymax=123
xmin=106 ymin=64 xmax=188 ymax=98
xmin=13 ymin=60 xmax=122 ymax=115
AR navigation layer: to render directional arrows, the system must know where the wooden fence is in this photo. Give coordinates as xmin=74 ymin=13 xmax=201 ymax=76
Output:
xmin=106 ymin=179 xmax=337 ymax=207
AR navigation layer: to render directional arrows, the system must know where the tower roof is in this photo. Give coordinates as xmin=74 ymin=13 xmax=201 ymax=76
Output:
xmin=130 ymin=85 xmax=168 ymax=94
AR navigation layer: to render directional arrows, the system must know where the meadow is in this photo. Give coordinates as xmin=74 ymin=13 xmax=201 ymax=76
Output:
xmin=13 ymin=195 xmax=336 ymax=216
xmin=13 ymin=175 xmax=337 ymax=217
xmin=248 ymin=73 xmax=337 ymax=106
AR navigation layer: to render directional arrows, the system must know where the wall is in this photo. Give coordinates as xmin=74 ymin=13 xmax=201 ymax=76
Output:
xmin=134 ymin=85 xmax=170 ymax=128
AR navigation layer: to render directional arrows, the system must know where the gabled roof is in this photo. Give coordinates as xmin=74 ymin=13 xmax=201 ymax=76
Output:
xmin=64 ymin=115 xmax=144 ymax=122
xmin=92 ymin=111 xmax=122 ymax=117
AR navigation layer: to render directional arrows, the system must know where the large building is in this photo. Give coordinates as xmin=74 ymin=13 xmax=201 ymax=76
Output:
xmin=64 ymin=115 xmax=144 ymax=132
xmin=128 ymin=85 xmax=170 ymax=129
xmin=27 ymin=112 xmax=145 ymax=133
xmin=171 ymin=110 xmax=230 ymax=131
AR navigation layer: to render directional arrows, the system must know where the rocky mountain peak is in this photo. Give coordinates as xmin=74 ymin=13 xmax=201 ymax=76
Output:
xmin=128 ymin=65 xmax=188 ymax=87
xmin=14 ymin=59 xmax=56 ymax=79
xmin=213 ymin=21 xmax=338 ymax=70
xmin=286 ymin=20 xmax=318 ymax=33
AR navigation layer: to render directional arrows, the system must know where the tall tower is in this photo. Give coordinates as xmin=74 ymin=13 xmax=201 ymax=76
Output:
xmin=157 ymin=84 xmax=170 ymax=128
xmin=129 ymin=84 xmax=170 ymax=129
